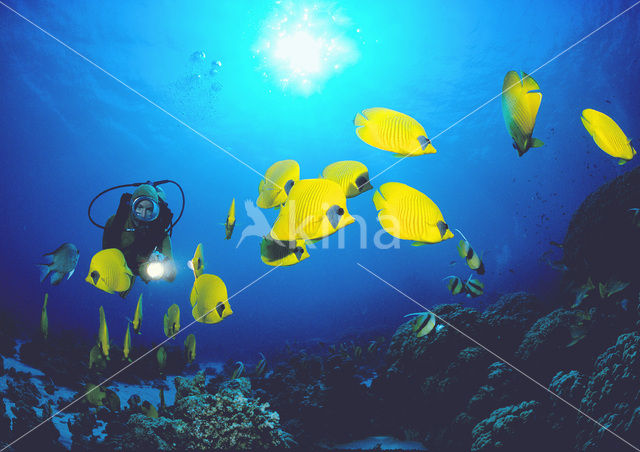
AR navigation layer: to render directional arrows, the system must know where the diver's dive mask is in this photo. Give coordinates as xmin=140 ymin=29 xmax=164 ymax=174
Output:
xmin=131 ymin=196 xmax=160 ymax=223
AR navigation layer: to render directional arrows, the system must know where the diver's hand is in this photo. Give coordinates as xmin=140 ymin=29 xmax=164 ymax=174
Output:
xmin=163 ymin=259 xmax=177 ymax=282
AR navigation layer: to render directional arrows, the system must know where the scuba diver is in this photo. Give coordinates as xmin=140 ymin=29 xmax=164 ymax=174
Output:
xmin=88 ymin=180 xmax=185 ymax=289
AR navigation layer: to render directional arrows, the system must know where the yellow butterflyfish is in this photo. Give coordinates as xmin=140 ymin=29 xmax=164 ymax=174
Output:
xmin=190 ymin=274 xmax=232 ymax=324
xmin=225 ymin=198 xmax=236 ymax=239
xmin=269 ymin=179 xmax=354 ymax=243
xmin=129 ymin=293 xmax=143 ymax=334
xmin=85 ymin=248 xmax=134 ymax=295
xmin=581 ymin=108 xmax=636 ymax=164
xmin=163 ymin=304 xmax=180 ymax=338
xmin=123 ymin=324 xmax=132 ymax=361
xmin=187 ymin=243 xmax=205 ymax=279
xmin=98 ymin=306 xmax=110 ymax=359
xmin=372 ymin=182 xmax=454 ymax=245
xmin=320 ymin=160 xmax=373 ymax=198
xmin=501 ymin=71 xmax=544 ymax=156
xmin=354 ymin=107 xmax=436 ymax=157
xmin=260 ymin=236 xmax=310 ymax=267
xmin=257 ymin=160 xmax=300 ymax=209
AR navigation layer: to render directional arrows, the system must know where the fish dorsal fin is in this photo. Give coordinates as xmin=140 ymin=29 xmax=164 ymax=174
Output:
xmin=353 ymin=112 xmax=367 ymax=127
xmin=520 ymin=71 xmax=540 ymax=92
xmin=454 ymin=229 xmax=468 ymax=242
xmin=361 ymin=107 xmax=392 ymax=122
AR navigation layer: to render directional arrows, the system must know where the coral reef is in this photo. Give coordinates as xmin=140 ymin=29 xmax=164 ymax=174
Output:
xmin=108 ymin=373 xmax=293 ymax=450
xmin=563 ymin=166 xmax=640 ymax=285
xmin=480 ymin=292 xmax=544 ymax=356
xmin=1 ymin=373 xmax=66 ymax=450
xmin=470 ymin=400 xmax=543 ymax=452
xmin=577 ymin=332 xmax=640 ymax=450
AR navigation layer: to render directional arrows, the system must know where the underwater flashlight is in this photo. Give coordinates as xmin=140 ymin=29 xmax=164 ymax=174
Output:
xmin=146 ymin=261 xmax=165 ymax=280
xmin=145 ymin=250 xmax=165 ymax=280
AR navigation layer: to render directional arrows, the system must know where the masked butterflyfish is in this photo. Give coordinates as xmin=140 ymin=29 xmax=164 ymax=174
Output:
xmin=123 ymin=324 xmax=132 ymax=362
xmin=38 ymin=242 xmax=79 ymax=285
xmin=163 ymin=304 xmax=180 ymax=338
xmin=190 ymin=274 xmax=232 ymax=324
xmin=159 ymin=388 xmax=166 ymax=411
xmin=98 ymin=306 xmax=110 ymax=359
xmin=89 ymin=344 xmax=106 ymax=370
xmin=41 ymin=293 xmax=49 ymax=341
xmin=354 ymin=107 xmax=436 ymax=157
xmin=141 ymin=400 xmax=159 ymax=418
xmin=157 ymin=346 xmax=167 ymax=372
xmin=187 ymin=243 xmax=205 ymax=279
xmin=260 ymin=236 xmax=310 ymax=267
xmin=184 ymin=333 xmax=196 ymax=364
xmin=320 ymin=160 xmax=373 ymax=198
xmin=455 ymin=229 xmax=485 ymax=274
xmin=372 ymin=182 xmax=454 ymax=245
xmin=464 ymin=275 xmax=484 ymax=298
xmin=85 ymin=248 xmax=134 ymax=295
xmin=257 ymin=159 xmax=300 ymax=208
xmin=103 ymin=389 xmax=120 ymax=412
xmin=225 ymin=198 xmax=236 ymax=240
xmin=405 ymin=312 xmax=438 ymax=338
xmin=269 ymin=179 xmax=354 ymax=242
xmin=501 ymin=71 xmax=544 ymax=157
xmin=581 ymin=109 xmax=636 ymax=164
xmin=85 ymin=383 xmax=107 ymax=407
xmin=443 ymin=276 xmax=465 ymax=295
xmin=129 ymin=294 xmax=143 ymax=334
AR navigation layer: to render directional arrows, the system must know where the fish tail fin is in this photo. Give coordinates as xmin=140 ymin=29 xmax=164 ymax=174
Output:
xmin=531 ymin=138 xmax=544 ymax=148
xmin=38 ymin=264 xmax=51 ymax=283
xmin=353 ymin=112 xmax=367 ymax=127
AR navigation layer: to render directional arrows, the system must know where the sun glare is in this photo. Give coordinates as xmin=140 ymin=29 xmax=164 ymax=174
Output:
xmin=254 ymin=2 xmax=359 ymax=94
xmin=275 ymin=31 xmax=324 ymax=76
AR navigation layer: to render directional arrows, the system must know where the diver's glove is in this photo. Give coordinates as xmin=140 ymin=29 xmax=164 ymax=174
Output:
xmin=140 ymin=251 xmax=171 ymax=282
xmin=149 ymin=250 xmax=165 ymax=263
xmin=151 ymin=250 xmax=176 ymax=282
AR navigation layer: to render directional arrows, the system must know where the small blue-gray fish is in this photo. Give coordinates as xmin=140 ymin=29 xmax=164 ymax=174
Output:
xmin=38 ymin=242 xmax=79 ymax=285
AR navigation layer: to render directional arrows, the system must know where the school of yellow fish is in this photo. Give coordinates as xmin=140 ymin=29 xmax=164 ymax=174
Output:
xmin=70 ymin=69 xmax=637 ymax=363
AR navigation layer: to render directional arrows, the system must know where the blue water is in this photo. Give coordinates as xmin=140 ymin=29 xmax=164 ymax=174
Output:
xmin=1 ymin=0 xmax=639 ymax=361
